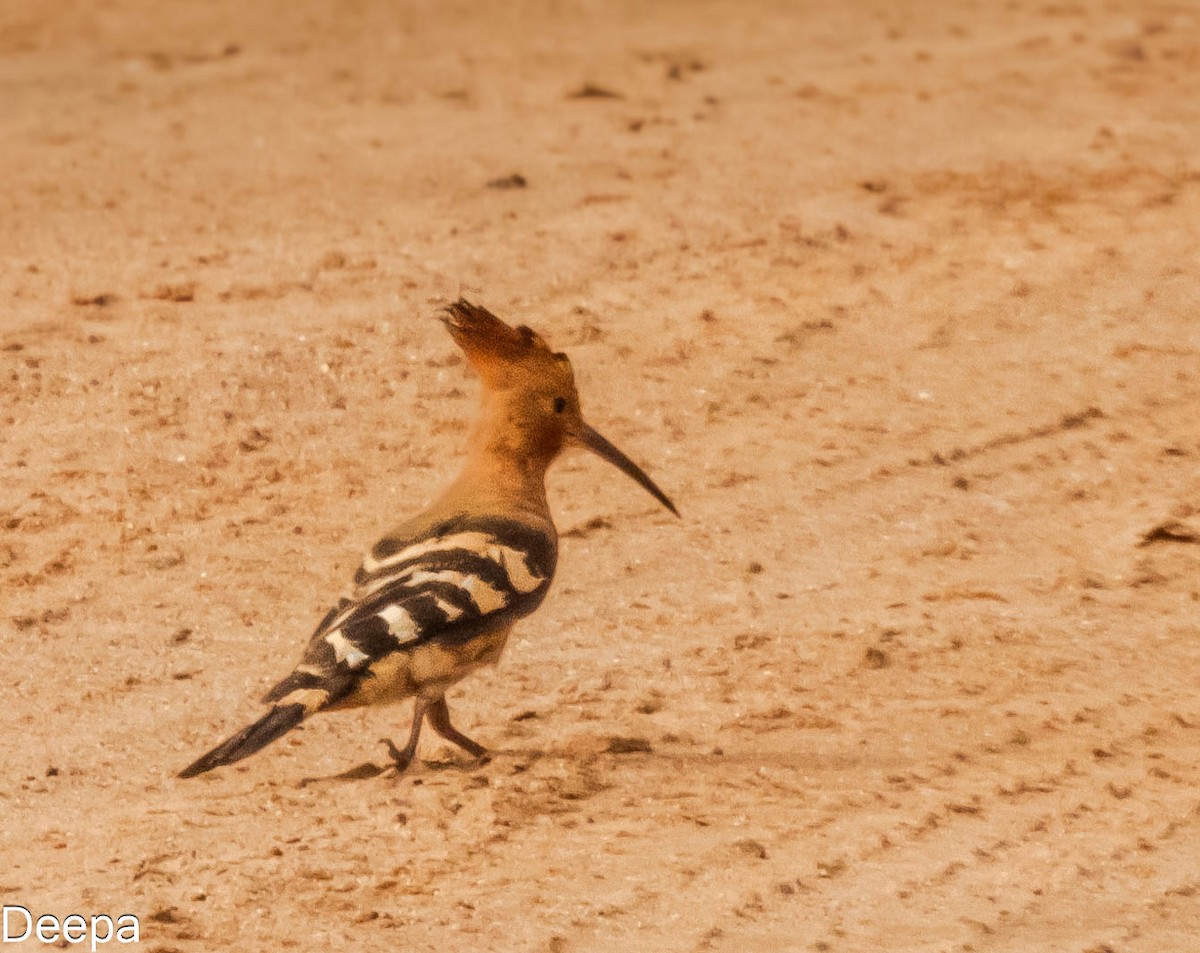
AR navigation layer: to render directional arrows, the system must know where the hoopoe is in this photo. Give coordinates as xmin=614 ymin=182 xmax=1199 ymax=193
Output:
xmin=179 ymin=299 xmax=678 ymax=779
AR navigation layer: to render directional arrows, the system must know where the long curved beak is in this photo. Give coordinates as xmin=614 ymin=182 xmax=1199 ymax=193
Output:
xmin=576 ymin=422 xmax=679 ymax=517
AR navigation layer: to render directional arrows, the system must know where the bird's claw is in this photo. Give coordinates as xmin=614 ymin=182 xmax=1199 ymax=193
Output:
xmin=380 ymin=737 xmax=415 ymax=773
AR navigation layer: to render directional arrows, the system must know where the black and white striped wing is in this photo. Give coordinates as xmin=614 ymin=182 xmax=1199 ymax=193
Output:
xmin=264 ymin=517 xmax=556 ymax=706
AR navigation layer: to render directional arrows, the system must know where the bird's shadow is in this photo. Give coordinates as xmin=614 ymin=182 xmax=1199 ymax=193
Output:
xmin=297 ymin=754 xmax=490 ymax=788
xmin=298 ymin=761 xmax=390 ymax=787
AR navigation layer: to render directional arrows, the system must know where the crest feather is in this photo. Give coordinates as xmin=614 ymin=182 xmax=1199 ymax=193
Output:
xmin=442 ymin=299 xmax=551 ymax=360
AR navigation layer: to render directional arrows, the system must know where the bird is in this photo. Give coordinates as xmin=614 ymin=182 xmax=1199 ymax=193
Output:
xmin=179 ymin=298 xmax=678 ymax=779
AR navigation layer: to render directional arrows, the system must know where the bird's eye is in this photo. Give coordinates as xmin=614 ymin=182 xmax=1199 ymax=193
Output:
xmin=553 ymin=397 xmax=567 ymax=413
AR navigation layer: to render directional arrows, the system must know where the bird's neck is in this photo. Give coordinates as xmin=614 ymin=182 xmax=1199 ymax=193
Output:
xmin=456 ymin=446 xmax=551 ymax=504
xmin=440 ymin=415 xmax=556 ymax=524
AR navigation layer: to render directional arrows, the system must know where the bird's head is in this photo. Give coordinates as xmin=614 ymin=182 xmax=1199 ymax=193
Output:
xmin=442 ymin=298 xmax=678 ymax=516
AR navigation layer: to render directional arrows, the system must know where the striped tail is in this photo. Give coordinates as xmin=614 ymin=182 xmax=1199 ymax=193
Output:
xmin=178 ymin=704 xmax=307 ymax=778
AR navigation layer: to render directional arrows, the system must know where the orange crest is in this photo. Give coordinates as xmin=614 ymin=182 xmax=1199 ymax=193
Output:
xmin=441 ymin=298 xmax=563 ymax=388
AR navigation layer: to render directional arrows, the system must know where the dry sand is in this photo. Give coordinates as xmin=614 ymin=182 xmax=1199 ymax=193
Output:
xmin=3 ymin=1 xmax=1200 ymax=950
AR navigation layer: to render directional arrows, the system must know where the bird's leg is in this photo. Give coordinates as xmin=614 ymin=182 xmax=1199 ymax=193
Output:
xmin=381 ymin=697 xmax=430 ymax=773
xmin=426 ymin=696 xmax=488 ymax=760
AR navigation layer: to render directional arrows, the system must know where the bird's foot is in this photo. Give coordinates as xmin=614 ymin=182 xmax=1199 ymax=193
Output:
xmin=380 ymin=737 xmax=416 ymax=774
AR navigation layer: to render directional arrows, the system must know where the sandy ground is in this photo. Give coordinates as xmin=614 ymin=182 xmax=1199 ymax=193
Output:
xmin=3 ymin=1 xmax=1200 ymax=950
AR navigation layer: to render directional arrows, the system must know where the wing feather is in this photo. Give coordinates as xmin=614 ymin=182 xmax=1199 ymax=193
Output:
xmin=263 ymin=516 xmax=556 ymax=708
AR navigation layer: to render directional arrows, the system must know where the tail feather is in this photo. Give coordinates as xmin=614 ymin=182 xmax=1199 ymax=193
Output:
xmin=178 ymin=704 xmax=307 ymax=778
